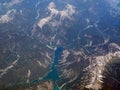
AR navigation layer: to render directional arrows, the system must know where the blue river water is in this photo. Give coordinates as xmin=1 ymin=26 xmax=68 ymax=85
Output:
xmin=44 ymin=47 xmax=63 ymax=81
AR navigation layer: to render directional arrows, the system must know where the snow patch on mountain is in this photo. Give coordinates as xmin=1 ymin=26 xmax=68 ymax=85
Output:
xmin=37 ymin=2 xmax=76 ymax=28
xmin=0 ymin=9 xmax=16 ymax=23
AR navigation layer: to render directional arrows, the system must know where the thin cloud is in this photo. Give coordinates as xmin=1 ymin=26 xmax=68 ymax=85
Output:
xmin=3 ymin=0 xmax=23 ymax=7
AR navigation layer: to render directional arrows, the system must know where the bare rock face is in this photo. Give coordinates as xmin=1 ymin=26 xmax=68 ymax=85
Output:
xmin=3 ymin=80 xmax=55 ymax=90
xmin=36 ymin=80 xmax=54 ymax=90
xmin=27 ymin=80 xmax=54 ymax=90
